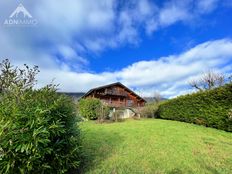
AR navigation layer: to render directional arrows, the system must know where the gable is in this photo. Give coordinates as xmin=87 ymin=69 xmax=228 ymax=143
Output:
xmin=82 ymin=82 xmax=146 ymax=102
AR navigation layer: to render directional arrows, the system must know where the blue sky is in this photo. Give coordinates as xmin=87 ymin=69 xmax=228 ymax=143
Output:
xmin=0 ymin=0 xmax=232 ymax=98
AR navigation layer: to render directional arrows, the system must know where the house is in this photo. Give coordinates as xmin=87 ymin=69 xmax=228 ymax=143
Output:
xmin=81 ymin=82 xmax=146 ymax=108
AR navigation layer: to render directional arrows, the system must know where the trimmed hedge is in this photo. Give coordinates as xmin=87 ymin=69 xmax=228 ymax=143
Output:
xmin=158 ymin=84 xmax=232 ymax=131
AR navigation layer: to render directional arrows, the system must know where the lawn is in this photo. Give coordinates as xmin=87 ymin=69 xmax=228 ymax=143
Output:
xmin=80 ymin=119 xmax=232 ymax=174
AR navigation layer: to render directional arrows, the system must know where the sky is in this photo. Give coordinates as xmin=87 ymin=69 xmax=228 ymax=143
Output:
xmin=0 ymin=0 xmax=232 ymax=98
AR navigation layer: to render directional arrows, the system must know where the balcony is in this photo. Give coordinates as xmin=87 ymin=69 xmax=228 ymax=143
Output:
xmin=101 ymin=99 xmax=137 ymax=108
xmin=103 ymin=90 xmax=128 ymax=97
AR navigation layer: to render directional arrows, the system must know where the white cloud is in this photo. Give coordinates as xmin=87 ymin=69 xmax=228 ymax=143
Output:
xmin=58 ymin=45 xmax=88 ymax=64
xmin=0 ymin=1 xmax=231 ymax=99
xmin=0 ymin=0 xmax=223 ymax=55
xmin=197 ymin=0 xmax=219 ymax=13
xmin=34 ymin=39 xmax=232 ymax=98
xmin=159 ymin=1 xmax=190 ymax=26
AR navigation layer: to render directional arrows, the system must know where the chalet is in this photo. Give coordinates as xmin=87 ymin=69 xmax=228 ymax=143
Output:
xmin=82 ymin=82 xmax=146 ymax=108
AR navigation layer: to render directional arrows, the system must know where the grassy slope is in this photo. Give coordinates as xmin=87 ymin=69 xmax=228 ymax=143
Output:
xmin=80 ymin=119 xmax=232 ymax=174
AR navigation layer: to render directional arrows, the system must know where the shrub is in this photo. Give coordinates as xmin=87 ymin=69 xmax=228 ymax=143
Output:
xmin=140 ymin=102 xmax=159 ymax=118
xmin=0 ymin=87 xmax=81 ymax=173
xmin=158 ymin=84 xmax=232 ymax=131
xmin=0 ymin=60 xmax=81 ymax=173
xmin=78 ymin=98 xmax=102 ymax=120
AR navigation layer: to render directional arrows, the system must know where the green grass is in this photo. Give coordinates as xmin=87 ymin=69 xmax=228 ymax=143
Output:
xmin=80 ymin=119 xmax=232 ymax=174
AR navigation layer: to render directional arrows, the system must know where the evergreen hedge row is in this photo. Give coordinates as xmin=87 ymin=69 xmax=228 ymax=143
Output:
xmin=158 ymin=84 xmax=232 ymax=131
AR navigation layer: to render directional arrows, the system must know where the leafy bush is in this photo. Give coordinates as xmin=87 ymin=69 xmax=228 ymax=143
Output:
xmin=0 ymin=60 xmax=81 ymax=173
xmin=158 ymin=84 xmax=232 ymax=131
xmin=140 ymin=102 xmax=159 ymax=118
xmin=78 ymin=98 xmax=102 ymax=120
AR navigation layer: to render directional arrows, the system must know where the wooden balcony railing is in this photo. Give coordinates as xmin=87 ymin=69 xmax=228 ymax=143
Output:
xmin=102 ymin=101 xmax=137 ymax=108
xmin=104 ymin=90 xmax=128 ymax=97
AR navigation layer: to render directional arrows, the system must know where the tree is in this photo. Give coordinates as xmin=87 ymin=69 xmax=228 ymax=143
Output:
xmin=0 ymin=59 xmax=39 ymax=93
xmin=189 ymin=70 xmax=225 ymax=91
xmin=98 ymin=104 xmax=110 ymax=122
xmin=153 ymin=92 xmax=162 ymax=103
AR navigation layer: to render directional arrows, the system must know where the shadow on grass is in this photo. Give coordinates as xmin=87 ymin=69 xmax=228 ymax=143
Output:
xmin=79 ymin=126 xmax=124 ymax=173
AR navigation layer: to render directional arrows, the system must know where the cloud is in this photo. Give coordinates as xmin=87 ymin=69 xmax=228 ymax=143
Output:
xmin=159 ymin=1 xmax=190 ymax=26
xmin=196 ymin=0 xmax=219 ymax=13
xmin=2 ymin=0 xmax=222 ymax=55
xmin=35 ymin=39 xmax=232 ymax=98
xmin=0 ymin=1 xmax=231 ymax=99
xmin=0 ymin=0 xmax=223 ymax=56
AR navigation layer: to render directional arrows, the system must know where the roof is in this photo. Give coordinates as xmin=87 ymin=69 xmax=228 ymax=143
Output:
xmin=81 ymin=82 xmax=146 ymax=102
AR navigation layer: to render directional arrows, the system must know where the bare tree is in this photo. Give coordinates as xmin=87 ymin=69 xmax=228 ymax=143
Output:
xmin=153 ymin=91 xmax=162 ymax=103
xmin=189 ymin=70 xmax=225 ymax=91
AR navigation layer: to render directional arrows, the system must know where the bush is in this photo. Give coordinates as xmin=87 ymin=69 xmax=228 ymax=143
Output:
xmin=158 ymin=84 xmax=232 ymax=131
xmin=0 ymin=60 xmax=81 ymax=173
xmin=140 ymin=103 xmax=159 ymax=118
xmin=78 ymin=98 xmax=101 ymax=120
xmin=0 ymin=86 xmax=81 ymax=173
xmin=78 ymin=98 xmax=110 ymax=122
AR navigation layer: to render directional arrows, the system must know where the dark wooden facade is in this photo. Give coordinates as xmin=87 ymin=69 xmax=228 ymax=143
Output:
xmin=82 ymin=82 xmax=146 ymax=108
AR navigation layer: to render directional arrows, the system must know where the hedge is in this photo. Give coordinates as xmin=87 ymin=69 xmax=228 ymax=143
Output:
xmin=158 ymin=84 xmax=232 ymax=131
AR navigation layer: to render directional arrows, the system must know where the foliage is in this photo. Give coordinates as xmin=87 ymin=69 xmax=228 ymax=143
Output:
xmin=78 ymin=98 xmax=108 ymax=120
xmin=0 ymin=59 xmax=39 ymax=93
xmin=81 ymin=119 xmax=232 ymax=174
xmin=140 ymin=102 xmax=159 ymax=118
xmin=228 ymin=109 xmax=232 ymax=121
xmin=158 ymin=84 xmax=232 ymax=131
xmin=0 ymin=59 xmax=81 ymax=173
